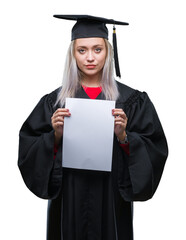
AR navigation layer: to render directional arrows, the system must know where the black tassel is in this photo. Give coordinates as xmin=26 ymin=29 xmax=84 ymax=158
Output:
xmin=113 ymin=25 xmax=121 ymax=78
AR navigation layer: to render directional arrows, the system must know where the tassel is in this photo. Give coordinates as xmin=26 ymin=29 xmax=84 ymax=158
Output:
xmin=113 ymin=25 xmax=121 ymax=78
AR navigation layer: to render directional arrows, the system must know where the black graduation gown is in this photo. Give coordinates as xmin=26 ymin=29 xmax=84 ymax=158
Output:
xmin=18 ymin=81 xmax=168 ymax=240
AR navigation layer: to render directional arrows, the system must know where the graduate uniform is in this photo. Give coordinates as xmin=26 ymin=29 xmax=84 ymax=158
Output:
xmin=18 ymin=82 xmax=168 ymax=240
xmin=18 ymin=15 xmax=168 ymax=240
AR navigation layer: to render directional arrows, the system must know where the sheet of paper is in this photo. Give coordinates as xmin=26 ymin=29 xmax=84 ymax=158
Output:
xmin=62 ymin=98 xmax=115 ymax=172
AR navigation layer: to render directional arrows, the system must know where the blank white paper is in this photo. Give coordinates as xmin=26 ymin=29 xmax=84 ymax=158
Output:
xmin=62 ymin=98 xmax=115 ymax=172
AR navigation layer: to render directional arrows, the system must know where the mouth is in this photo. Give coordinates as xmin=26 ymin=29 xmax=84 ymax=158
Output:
xmin=86 ymin=65 xmax=96 ymax=69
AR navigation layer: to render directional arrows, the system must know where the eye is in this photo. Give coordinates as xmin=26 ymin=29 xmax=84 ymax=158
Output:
xmin=78 ymin=49 xmax=86 ymax=54
xmin=95 ymin=48 xmax=102 ymax=53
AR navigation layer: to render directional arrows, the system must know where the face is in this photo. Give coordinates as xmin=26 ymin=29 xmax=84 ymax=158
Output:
xmin=74 ymin=38 xmax=107 ymax=79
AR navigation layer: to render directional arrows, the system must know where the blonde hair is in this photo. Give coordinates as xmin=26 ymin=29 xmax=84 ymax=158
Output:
xmin=55 ymin=39 xmax=119 ymax=107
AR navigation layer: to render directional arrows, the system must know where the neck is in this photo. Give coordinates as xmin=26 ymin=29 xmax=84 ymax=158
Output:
xmin=81 ymin=74 xmax=101 ymax=87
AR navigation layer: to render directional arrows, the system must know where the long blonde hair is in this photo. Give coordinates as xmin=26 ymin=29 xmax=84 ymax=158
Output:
xmin=55 ymin=39 xmax=119 ymax=107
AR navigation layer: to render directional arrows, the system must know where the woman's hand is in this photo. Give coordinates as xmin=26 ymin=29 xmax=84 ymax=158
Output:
xmin=112 ymin=108 xmax=128 ymax=141
xmin=51 ymin=108 xmax=71 ymax=145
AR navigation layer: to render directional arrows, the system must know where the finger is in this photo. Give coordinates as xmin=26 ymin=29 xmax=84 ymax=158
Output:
xmin=112 ymin=108 xmax=124 ymax=114
xmin=112 ymin=109 xmax=127 ymax=119
xmin=52 ymin=116 xmax=64 ymax=124
xmin=114 ymin=116 xmax=125 ymax=122
xmin=114 ymin=118 xmax=127 ymax=128
xmin=55 ymin=108 xmax=70 ymax=113
xmin=113 ymin=108 xmax=123 ymax=111
xmin=52 ymin=111 xmax=71 ymax=120
xmin=113 ymin=111 xmax=126 ymax=118
xmin=55 ymin=112 xmax=71 ymax=118
xmin=114 ymin=121 xmax=125 ymax=127
xmin=114 ymin=116 xmax=127 ymax=126
xmin=53 ymin=110 xmax=70 ymax=117
xmin=52 ymin=121 xmax=63 ymax=130
xmin=52 ymin=108 xmax=70 ymax=117
xmin=115 ymin=121 xmax=126 ymax=127
xmin=53 ymin=121 xmax=64 ymax=129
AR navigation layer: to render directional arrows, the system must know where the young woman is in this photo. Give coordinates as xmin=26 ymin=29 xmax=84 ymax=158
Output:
xmin=18 ymin=15 xmax=168 ymax=240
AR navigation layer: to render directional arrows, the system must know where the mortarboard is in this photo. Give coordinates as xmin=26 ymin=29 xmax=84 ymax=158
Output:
xmin=53 ymin=15 xmax=129 ymax=78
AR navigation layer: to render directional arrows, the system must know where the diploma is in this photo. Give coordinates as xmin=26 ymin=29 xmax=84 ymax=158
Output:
xmin=62 ymin=98 xmax=115 ymax=171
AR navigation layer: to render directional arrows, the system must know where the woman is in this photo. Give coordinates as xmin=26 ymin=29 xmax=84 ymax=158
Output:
xmin=18 ymin=15 xmax=168 ymax=240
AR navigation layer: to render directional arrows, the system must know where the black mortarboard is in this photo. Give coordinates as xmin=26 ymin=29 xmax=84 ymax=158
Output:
xmin=53 ymin=15 xmax=129 ymax=78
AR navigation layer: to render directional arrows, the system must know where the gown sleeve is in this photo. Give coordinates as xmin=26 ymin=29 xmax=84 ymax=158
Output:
xmin=18 ymin=92 xmax=62 ymax=199
xmin=117 ymin=91 xmax=168 ymax=202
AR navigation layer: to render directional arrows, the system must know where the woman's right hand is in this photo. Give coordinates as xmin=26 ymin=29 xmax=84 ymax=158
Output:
xmin=51 ymin=108 xmax=71 ymax=145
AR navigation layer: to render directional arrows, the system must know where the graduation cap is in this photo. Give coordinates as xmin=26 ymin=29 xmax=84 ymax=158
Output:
xmin=53 ymin=15 xmax=129 ymax=78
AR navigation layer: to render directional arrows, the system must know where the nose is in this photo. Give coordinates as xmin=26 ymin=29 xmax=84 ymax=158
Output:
xmin=87 ymin=50 xmax=94 ymax=62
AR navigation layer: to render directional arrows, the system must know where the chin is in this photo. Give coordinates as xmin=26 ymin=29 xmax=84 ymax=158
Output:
xmin=84 ymin=71 xmax=99 ymax=76
xmin=84 ymin=69 xmax=103 ymax=77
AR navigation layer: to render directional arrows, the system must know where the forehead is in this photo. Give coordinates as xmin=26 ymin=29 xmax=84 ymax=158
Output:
xmin=74 ymin=37 xmax=105 ymax=47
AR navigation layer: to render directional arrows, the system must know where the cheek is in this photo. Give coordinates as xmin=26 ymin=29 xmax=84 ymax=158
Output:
xmin=99 ymin=53 xmax=106 ymax=67
xmin=75 ymin=54 xmax=84 ymax=67
xmin=74 ymin=57 xmax=81 ymax=69
xmin=75 ymin=59 xmax=80 ymax=68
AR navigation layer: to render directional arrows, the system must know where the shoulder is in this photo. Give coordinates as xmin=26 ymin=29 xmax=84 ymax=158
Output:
xmin=116 ymin=81 xmax=151 ymax=108
xmin=47 ymin=87 xmax=61 ymax=104
xmin=116 ymin=81 xmax=140 ymax=102
xmin=29 ymin=87 xmax=61 ymax=115
xmin=116 ymin=80 xmax=135 ymax=95
xmin=39 ymin=87 xmax=61 ymax=111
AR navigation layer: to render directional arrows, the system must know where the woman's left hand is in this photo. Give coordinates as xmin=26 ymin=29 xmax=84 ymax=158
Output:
xmin=112 ymin=108 xmax=128 ymax=141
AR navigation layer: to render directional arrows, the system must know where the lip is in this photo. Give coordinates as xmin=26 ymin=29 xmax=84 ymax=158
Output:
xmin=86 ymin=64 xmax=96 ymax=69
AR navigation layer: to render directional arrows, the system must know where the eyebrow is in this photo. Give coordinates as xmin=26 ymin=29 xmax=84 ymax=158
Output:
xmin=76 ymin=44 xmax=104 ymax=49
